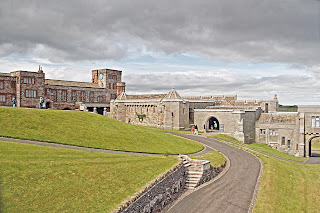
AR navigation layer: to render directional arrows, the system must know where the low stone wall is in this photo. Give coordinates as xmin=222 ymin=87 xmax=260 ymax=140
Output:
xmin=116 ymin=157 xmax=226 ymax=213
xmin=116 ymin=162 xmax=186 ymax=213
xmin=196 ymin=164 xmax=226 ymax=187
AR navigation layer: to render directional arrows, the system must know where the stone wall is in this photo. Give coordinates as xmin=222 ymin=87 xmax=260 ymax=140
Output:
xmin=196 ymin=164 xmax=225 ymax=187
xmin=0 ymin=74 xmax=16 ymax=106
xmin=255 ymin=113 xmax=301 ymax=156
xmin=116 ymin=157 xmax=226 ymax=213
xmin=117 ymin=162 xmax=187 ymax=213
xmin=0 ymin=69 xmax=122 ymax=110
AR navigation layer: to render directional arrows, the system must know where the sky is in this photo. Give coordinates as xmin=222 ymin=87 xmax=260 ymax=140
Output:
xmin=1 ymin=0 xmax=320 ymax=105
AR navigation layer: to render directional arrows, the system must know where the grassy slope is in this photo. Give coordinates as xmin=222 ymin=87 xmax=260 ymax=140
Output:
xmin=208 ymin=134 xmax=306 ymax=162
xmin=144 ymin=126 xmax=203 ymax=134
xmin=207 ymin=135 xmax=319 ymax=212
xmin=0 ymin=141 xmax=178 ymax=212
xmin=190 ymin=151 xmax=226 ymax=167
xmin=0 ymin=107 xmax=203 ymax=154
xmin=254 ymin=154 xmax=320 ymax=213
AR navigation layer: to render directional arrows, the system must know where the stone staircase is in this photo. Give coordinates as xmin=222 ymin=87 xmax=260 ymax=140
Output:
xmin=181 ymin=155 xmax=210 ymax=190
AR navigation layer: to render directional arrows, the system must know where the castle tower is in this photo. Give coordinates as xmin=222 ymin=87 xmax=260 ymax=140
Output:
xmin=116 ymin=82 xmax=126 ymax=97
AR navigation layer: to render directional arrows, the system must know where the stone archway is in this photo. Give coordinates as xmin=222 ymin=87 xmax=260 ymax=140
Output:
xmin=206 ymin=117 xmax=220 ymax=131
xmin=308 ymin=136 xmax=320 ymax=157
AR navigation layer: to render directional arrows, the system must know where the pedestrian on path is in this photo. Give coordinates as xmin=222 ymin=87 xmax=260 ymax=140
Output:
xmin=191 ymin=126 xmax=195 ymax=134
xmin=195 ymin=125 xmax=198 ymax=135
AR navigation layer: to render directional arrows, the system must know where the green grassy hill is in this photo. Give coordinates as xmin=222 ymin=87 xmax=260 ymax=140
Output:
xmin=0 ymin=141 xmax=178 ymax=212
xmin=0 ymin=107 xmax=203 ymax=154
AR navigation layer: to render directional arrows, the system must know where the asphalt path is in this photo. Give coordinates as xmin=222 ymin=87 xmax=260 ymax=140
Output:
xmin=169 ymin=134 xmax=261 ymax=213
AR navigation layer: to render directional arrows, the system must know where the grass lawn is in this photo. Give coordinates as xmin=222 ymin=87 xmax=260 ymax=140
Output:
xmin=0 ymin=107 xmax=203 ymax=154
xmin=208 ymin=134 xmax=306 ymax=162
xmin=253 ymin=154 xmax=320 ymax=213
xmin=190 ymin=151 xmax=226 ymax=167
xmin=144 ymin=126 xmax=203 ymax=135
xmin=0 ymin=141 xmax=178 ymax=212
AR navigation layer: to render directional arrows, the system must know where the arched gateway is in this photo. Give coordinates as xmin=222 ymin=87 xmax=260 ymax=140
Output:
xmin=207 ymin=117 xmax=219 ymax=131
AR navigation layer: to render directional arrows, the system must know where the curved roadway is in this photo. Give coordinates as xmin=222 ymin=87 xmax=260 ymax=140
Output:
xmin=169 ymin=134 xmax=261 ymax=213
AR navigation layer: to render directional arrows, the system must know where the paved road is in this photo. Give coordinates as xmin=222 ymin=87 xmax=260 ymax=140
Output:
xmin=306 ymin=153 xmax=320 ymax=164
xmin=169 ymin=134 xmax=261 ymax=213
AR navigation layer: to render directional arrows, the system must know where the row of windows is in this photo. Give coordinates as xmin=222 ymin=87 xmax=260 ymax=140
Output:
xmin=0 ymin=81 xmax=16 ymax=89
xmin=48 ymin=89 xmax=108 ymax=103
xmin=311 ymin=116 xmax=320 ymax=127
xmin=23 ymin=77 xmax=35 ymax=84
xmin=260 ymin=129 xmax=278 ymax=135
xmin=108 ymin=74 xmax=119 ymax=80
xmin=260 ymin=129 xmax=294 ymax=149
xmin=26 ymin=90 xmax=37 ymax=98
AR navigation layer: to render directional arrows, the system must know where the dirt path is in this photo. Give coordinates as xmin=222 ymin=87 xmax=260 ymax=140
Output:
xmin=0 ymin=137 xmax=165 ymax=156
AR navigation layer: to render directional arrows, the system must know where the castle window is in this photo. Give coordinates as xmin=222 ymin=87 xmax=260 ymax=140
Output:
xmin=0 ymin=81 xmax=3 ymax=89
xmin=312 ymin=116 xmax=320 ymax=127
xmin=26 ymin=90 xmax=37 ymax=98
xmin=0 ymin=94 xmax=5 ymax=102
xmin=23 ymin=77 xmax=35 ymax=84
xmin=269 ymin=129 xmax=278 ymax=135
xmin=287 ymin=140 xmax=291 ymax=148
xmin=296 ymin=144 xmax=299 ymax=150
xmin=282 ymin=137 xmax=285 ymax=146
xmin=11 ymin=81 xmax=16 ymax=89
xmin=113 ymin=83 xmax=115 ymax=89
xmin=98 ymin=96 xmax=104 ymax=103
xmin=52 ymin=90 xmax=57 ymax=101
xmin=89 ymin=92 xmax=94 ymax=102
xmin=61 ymin=90 xmax=67 ymax=102
xmin=71 ymin=91 xmax=77 ymax=101
xmin=260 ymin=129 xmax=266 ymax=135
xmin=80 ymin=91 xmax=86 ymax=102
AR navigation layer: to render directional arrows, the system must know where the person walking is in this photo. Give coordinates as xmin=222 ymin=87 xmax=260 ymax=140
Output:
xmin=191 ymin=126 xmax=195 ymax=134
xmin=195 ymin=125 xmax=198 ymax=135
xmin=12 ymin=98 xmax=16 ymax=107
xmin=39 ymin=97 xmax=44 ymax=109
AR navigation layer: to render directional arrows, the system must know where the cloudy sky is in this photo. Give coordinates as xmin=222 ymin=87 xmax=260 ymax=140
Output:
xmin=1 ymin=0 xmax=319 ymax=105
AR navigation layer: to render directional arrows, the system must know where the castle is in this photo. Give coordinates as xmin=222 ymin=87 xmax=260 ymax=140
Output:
xmin=0 ymin=67 xmax=319 ymax=157
xmin=0 ymin=67 xmax=125 ymax=114
xmin=109 ymin=89 xmax=320 ymax=159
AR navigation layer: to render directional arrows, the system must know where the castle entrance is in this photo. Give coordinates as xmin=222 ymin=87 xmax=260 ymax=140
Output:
xmin=207 ymin=117 xmax=219 ymax=131
xmin=309 ymin=136 xmax=320 ymax=157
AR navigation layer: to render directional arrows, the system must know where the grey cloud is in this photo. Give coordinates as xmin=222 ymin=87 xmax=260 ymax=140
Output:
xmin=123 ymin=71 xmax=318 ymax=105
xmin=1 ymin=0 xmax=319 ymax=65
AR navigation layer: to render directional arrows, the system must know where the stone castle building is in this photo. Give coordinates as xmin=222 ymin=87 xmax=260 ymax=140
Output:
xmin=0 ymin=67 xmax=125 ymax=114
xmin=110 ymin=88 xmax=320 ymax=158
xmin=1 ymin=67 xmax=319 ymax=158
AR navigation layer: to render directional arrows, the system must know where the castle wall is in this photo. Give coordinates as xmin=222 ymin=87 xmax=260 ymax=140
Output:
xmin=193 ymin=109 xmax=246 ymax=142
xmin=241 ymin=110 xmax=260 ymax=144
xmin=0 ymin=68 xmax=122 ymax=111
xmin=44 ymin=84 xmax=109 ymax=110
xmin=10 ymin=71 xmax=46 ymax=108
xmin=162 ymin=100 xmax=189 ymax=130
xmin=0 ymin=74 xmax=16 ymax=106
xmin=255 ymin=113 xmax=301 ymax=156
